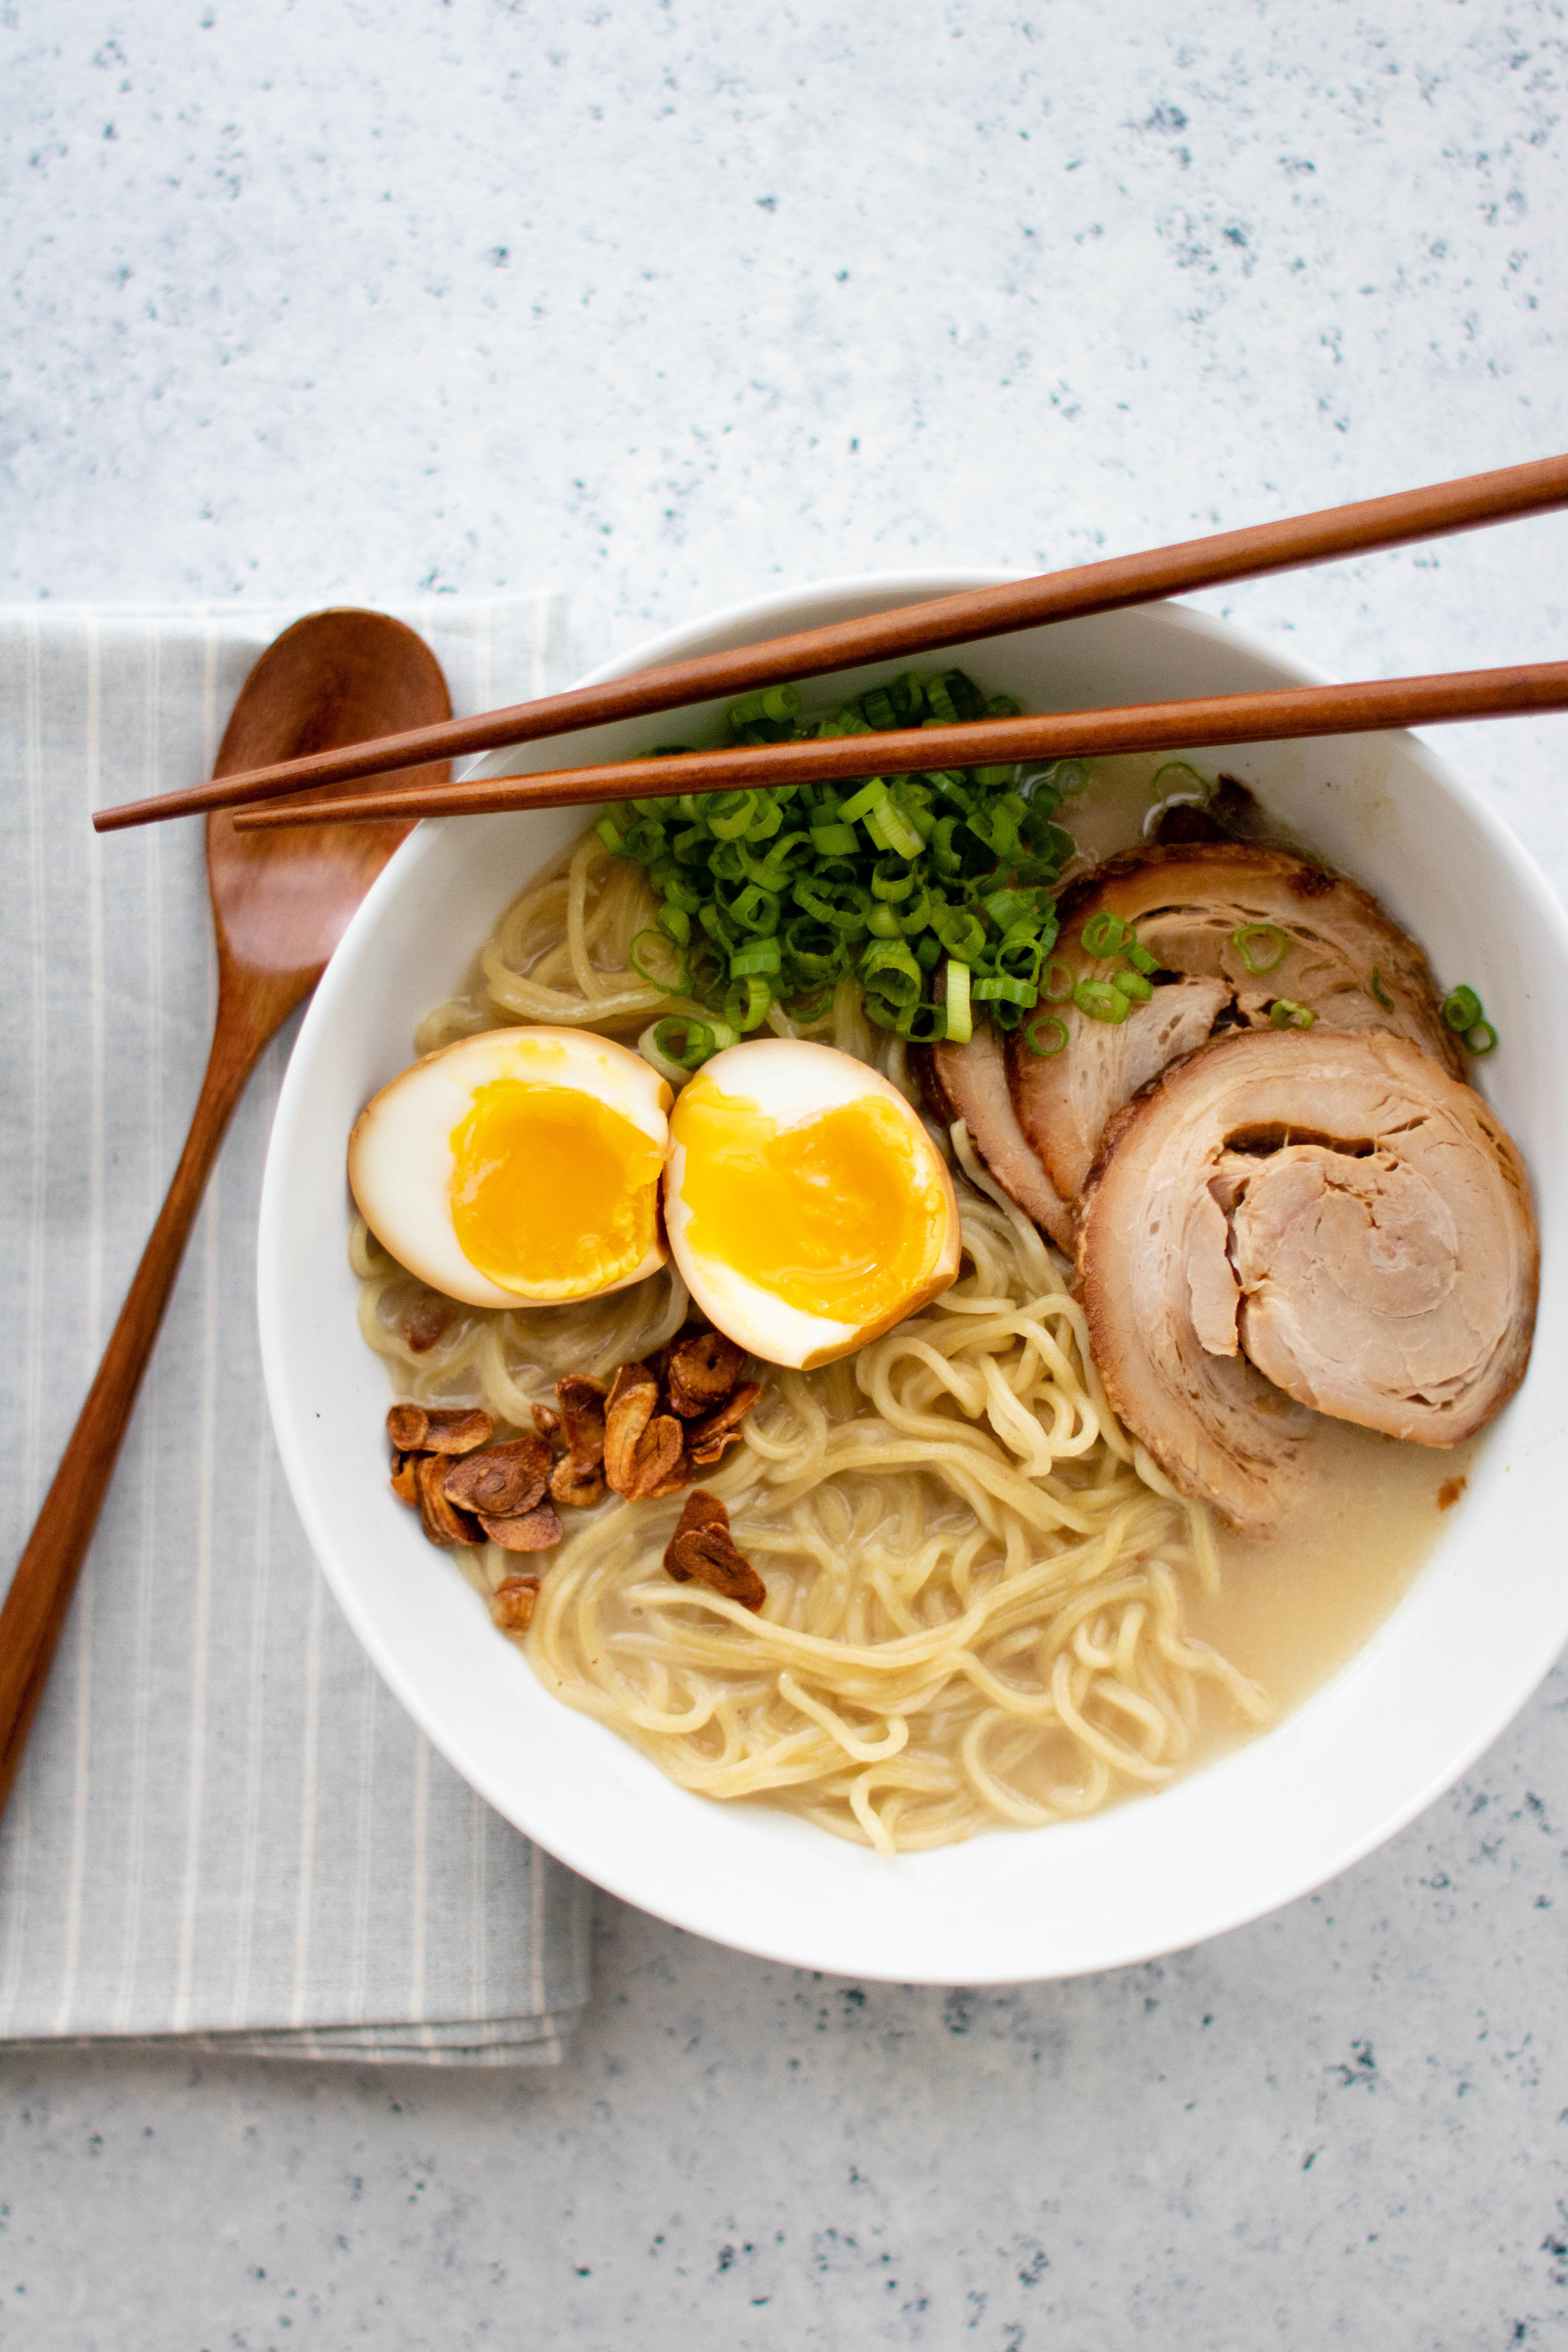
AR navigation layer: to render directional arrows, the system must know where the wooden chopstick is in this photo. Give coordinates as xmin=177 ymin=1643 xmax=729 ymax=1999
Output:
xmin=95 ymin=452 xmax=1568 ymax=835
xmin=230 ymin=660 xmax=1568 ymax=832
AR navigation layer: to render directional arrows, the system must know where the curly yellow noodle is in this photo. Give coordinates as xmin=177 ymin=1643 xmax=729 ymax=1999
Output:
xmin=358 ymin=825 xmax=1272 ymax=1849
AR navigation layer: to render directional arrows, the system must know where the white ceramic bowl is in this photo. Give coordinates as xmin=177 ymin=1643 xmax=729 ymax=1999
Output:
xmin=258 ymin=578 xmax=1568 ymax=1984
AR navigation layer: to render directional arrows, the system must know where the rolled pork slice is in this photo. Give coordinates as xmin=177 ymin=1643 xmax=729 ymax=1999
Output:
xmin=1010 ymin=843 xmax=1465 ymax=1226
xmin=1077 ymin=1027 xmax=1537 ymax=1536
xmin=911 ymin=1024 xmax=1074 ymax=1252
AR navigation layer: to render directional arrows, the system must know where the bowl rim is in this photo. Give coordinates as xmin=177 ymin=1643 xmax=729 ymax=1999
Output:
xmin=258 ymin=570 xmax=1568 ymax=1983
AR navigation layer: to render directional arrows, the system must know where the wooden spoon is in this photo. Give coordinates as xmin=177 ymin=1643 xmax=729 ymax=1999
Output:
xmin=0 ymin=609 xmax=452 ymax=1816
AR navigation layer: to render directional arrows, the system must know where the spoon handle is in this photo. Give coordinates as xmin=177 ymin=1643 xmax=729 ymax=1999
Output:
xmin=0 ymin=999 xmax=273 ymax=1816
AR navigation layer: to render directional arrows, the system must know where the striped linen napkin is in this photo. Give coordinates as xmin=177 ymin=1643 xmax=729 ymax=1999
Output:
xmin=0 ymin=598 xmax=593 ymax=2063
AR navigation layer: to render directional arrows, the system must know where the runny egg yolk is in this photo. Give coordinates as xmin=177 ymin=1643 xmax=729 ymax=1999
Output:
xmin=673 ymin=1088 xmax=940 ymax=1327
xmin=449 ymin=1080 xmax=664 ymax=1295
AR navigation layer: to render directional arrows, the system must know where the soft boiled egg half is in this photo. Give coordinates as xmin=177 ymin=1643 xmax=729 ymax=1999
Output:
xmin=348 ymin=1027 xmax=672 ymax=1310
xmin=664 ymin=1039 xmax=960 ymax=1369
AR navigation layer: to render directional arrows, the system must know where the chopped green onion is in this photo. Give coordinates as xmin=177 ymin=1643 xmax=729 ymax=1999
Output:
xmin=972 ymin=973 xmax=1037 ymax=1008
xmin=893 ymin=882 xmax=934 ymax=936
xmin=1370 ymin=967 xmax=1396 ymax=1013
xmin=1123 ymin=939 xmax=1160 ymax=976
xmin=628 ymin=930 xmax=689 ymax=994
xmin=1443 ymin=985 xmax=1484 ymax=1032
xmin=936 ymin=908 xmax=987 ymax=965
xmin=606 ymin=665 xmax=1091 ymax=1047
xmin=742 ymin=795 xmax=783 ymax=844
xmin=896 ymin=795 xmax=936 ymax=846
xmin=876 ymin=800 xmax=923 ymax=861
xmin=1111 ymin=968 xmax=1153 ymax=1002
xmin=706 ymin=790 xmax=760 ymax=841
xmin=1465 ymin=1020 xmax=1498 ymax=1056
xmin=834 ymin=776 xmax=923 ymax=860
xmin=1231 ymin=923 xmax=1289 ymax=977
xmin=1023 ymin=1013 xmax=1069 ymax=1059
xmin=923 ymin=674 xmax=959 ymax=726
xmin=1020 ymin=813 xmax=1076 ymax=874
xmin=723 ymin=975 xmax=773 ymax=1031
xmin=995 ymin=930 xmax=1046 ymax=983
xmin=872 ymin=856 xmax=918 ymax=903
xmin=982 ymin=886 xmax=1036 ymax=931
xmin=729 ymin=936 xmax=782 ymax=979
xmin=836 ymin=776 xmax=886 ymax=824
xmin=699 ymin=899 xmax=741 ymax=952
xmin=941 ymin=670 xmax=987 ymax=723
xmin=792 ymin=874 xmax=870 ymax=931
xmin=743 ymin=832 xmax=809 ymax=889
xmin=618 ymin=818 xmax=667 ymax=862
xmin=928 ymin=817 xmax=963 ymax=876
xmin=1074 ymin=978 xmax=1131 ymax=1025
xmin=782 ymin=916 xmax=846 ymax=979
xmin=1081 ymin=911 xmax=1134 ymax=959
xmin=726 ymin=684 xmax=801 ymax=731
xmin=638 ymin=1022 xmax=694 ymax=1088
xmin=945 ymin=958 xmax=973 ymax=1044
xmin=1269 ymin=999 xmax=1316 ymax=1030
xmin=1042 ymin=958 xmax=1076 ymax=1004
xmin=898 ymin=1000 xmax=948 ymax=1044
xmin=964 ymin=794 xmax=1022 ymax=856
xmin=810 ymin=822 xmax=859 ymax=856
xmin=859 ymin=940 xmax=924 ymax=1004
xmin=728 ymin=882 xmax=780 ymax=933
xmin=650 ymin=1015 xmax=736 ymax=1071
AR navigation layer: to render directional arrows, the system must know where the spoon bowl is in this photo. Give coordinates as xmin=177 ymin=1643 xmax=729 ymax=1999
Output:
xmin=208 ymin=608 xmax=451 ymax=982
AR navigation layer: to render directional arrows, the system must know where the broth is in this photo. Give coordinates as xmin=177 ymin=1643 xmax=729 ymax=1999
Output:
xmin=1194 ymin=1419 xmax=1480 ymax=1734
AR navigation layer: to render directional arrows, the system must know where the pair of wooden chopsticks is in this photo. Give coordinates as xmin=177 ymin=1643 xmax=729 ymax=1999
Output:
xmin=92 ymin=453 xmax=1568 ymax=839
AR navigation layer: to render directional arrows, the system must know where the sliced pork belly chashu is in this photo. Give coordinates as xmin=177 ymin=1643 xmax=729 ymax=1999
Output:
xmin=912 ymin=1020 xmax=1075 ymax=1251
xmin=1076 ymin=1027 xmax=1537 ymax=1537
xmin=1009 ymin=843 xmax=1466 ymax=1229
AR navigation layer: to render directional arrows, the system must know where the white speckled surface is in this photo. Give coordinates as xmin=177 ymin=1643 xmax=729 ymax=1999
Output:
xmin=4 ymin=1 xmax=1567 ymax=2343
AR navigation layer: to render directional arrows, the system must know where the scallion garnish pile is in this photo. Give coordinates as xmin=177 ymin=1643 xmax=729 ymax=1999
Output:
xmin=595 ymin=669 xmax=1082 ymax=1069
xmin=598 ymin=672 xmax=1503 ymax=1076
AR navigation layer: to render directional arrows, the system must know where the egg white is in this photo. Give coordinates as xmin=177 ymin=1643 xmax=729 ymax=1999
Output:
xmin=663 ymin=1038 xmax=960 ymax=1369
xmin=348 ymin=1025 xmax=672 ymax=1309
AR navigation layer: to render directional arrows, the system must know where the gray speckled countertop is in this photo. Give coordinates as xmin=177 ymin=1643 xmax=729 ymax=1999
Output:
xmin=4 ymin=3 xmax=1567 ymax=2344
